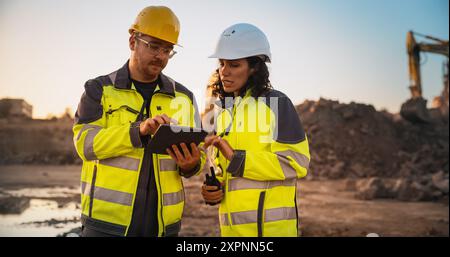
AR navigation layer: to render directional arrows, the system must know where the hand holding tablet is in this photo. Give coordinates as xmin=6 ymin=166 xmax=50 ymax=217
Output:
xmin=148 ymin=124 xmax=209 ymax=154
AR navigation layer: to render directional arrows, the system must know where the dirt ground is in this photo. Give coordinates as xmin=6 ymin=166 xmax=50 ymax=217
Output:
xmin=0 ymin=165 xmax=448 ymax=236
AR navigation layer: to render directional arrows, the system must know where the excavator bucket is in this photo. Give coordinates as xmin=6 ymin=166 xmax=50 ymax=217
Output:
xmin=400 ymin=97 xmax=431 ymax=123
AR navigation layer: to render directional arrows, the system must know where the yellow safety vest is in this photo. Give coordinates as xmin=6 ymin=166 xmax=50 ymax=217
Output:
xmin=73 ymin=61 xmax=204 ymax=236
xmin=208 ymin=88 xmax=310 ymax=237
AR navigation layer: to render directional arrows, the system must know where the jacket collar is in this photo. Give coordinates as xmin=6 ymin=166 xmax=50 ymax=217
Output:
xmin=111 ymin=60 xmax=176 ymax=97
xmin=214 ymin=87 xmax=252 ymax=109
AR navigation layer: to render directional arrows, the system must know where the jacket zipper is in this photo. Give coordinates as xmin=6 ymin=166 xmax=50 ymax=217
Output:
xmin=131 ymin=89 xmax=172 ymax=236
xmin=88 ymin=163 xmax=98 ymax=217
xmin=257 ymin=191 xmax=266 ymax=237
xmin=142 ymin=97 xmax=166 ymax=236
xmin=224 ymin=97 xmax=241 ymax=227
xmin=155 ymin=154 xmax=165 ymax=236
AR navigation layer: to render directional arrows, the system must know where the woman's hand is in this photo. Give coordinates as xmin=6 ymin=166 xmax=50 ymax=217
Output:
xmin=201 ymin=184 xmax=224 ymax=205
xmin=204 ymin=135 xmax=234 ymax=161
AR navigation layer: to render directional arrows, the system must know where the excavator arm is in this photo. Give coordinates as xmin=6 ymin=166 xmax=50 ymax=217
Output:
xmin=400 ymin=31 xmax=449 ymax=123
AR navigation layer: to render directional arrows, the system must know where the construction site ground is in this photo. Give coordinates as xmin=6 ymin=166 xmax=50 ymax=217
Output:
xmin=0 ymin=165 xmax=447 ymax=237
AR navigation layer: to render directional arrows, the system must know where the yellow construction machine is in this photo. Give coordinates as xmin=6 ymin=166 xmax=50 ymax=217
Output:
xmin=400 ymin=31 xmax=449 ymax=123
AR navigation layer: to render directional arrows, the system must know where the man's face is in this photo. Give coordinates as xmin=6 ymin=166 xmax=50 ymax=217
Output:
xmin=130 ymin=33 xmax=174 ymax=80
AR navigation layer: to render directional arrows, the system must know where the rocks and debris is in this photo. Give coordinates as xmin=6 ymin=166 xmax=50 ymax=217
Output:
xmin=57 ymin=227 xmax=81 ymax=237
xmin=0 ymin=118 xmax=81 ymax=165
xmin=0 ymin=165 xmax=447 ymax=236
xmin=21 ymin=217 xmax=79 ymax=227
xmin=297 ymin=98 xmax=449 ymax=202
xmin=0 ymin=196 xmax=30 ymax=214
xmin=348 ymin=176 xmax=449 ymax=202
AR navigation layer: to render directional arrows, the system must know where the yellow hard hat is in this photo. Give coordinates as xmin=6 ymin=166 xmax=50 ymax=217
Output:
xmin=129 ymin=6 xmax=180 ymax=45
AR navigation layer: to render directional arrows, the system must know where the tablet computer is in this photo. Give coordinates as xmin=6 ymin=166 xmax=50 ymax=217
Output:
xmin=148 ymin=124 xmax=209 ymax=154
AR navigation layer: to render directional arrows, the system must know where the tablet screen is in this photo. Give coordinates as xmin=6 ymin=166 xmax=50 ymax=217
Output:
xmin=147 ymin=124 xmax=209 ymax=154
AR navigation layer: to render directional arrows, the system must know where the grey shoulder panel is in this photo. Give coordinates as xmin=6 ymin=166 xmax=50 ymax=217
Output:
xmin=74 ymin=75 xmax=112 ymax=125
xmin=174 ymin=82 xmax=194 ymax=101
xmin=260 ymin=90 xmax=306 ymax=144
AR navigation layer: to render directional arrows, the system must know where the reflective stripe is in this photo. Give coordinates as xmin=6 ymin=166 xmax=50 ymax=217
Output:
xmin=264 ymin=207 xmax=297 ymax=222
xmin=228 ymin=177 xmax=296 ymax=191
xmin=100 ymin=156 xmax=140 ymax=171
xmin=163 ymin=190 xmax=184 ymax=206
xmin=76 ymin=124 xmax=102 ymax=141
xmin=81 ymin=181 xmax=133 ymax=206
xmin=159 ymin=159 xmax=177 ymax=171
xmin=276 ymin=150 xmax=310 ymax=169
xmin=276 ymin=155 xmax=297 ymax=179
xmin=231 ymin=210 xmax=258 ymax=225
xmin=221 ymin=207 xmax=297 ymax=226
xmin=83 ymin=126 xmax=102 ymax=160
xmin=275 ymin=150 xmax=310 ymax=179
xmin=220 ymin=214 xmax=229 ymax=226
xmin=81 ymin=181 xmax=90 ymax=196
xmin=94 ymin=186 xmax=133 ymax=206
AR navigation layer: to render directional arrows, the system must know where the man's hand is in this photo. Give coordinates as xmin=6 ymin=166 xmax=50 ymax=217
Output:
xmin=139 ymin=114 xmax=174 ymax=136
xmin=166 ymin=143 xmax=201 ymax=171
xmin=204 ymin=135 xmax=234 ymax=160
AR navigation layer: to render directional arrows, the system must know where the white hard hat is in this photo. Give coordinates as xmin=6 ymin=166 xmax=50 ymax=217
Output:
xmin=209 ymin=23 xmax=272 ymax=63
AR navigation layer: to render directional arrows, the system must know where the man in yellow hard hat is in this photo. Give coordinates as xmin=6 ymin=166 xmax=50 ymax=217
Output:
xmin=73 ymin=6 xmax=204 ymax=237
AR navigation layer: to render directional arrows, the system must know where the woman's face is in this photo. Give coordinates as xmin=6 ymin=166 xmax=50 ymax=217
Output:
xmin=218 ymin=59 xmax=252 ymax=94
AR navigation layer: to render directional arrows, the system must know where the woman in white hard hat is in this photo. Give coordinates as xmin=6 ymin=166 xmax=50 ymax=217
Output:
xmin=201 ymin=23 xmax=311 ymax=237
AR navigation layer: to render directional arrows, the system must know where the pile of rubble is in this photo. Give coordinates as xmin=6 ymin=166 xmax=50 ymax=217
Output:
xmin=344 ymin=173 xmax=448 ymax=202
xmin=0 ymin=196 xmax=30 ymax=214
xmin=0 ymin=118 xmax=81 ymax=165
xmin=297 ymin=98 xmax=449 ymax=202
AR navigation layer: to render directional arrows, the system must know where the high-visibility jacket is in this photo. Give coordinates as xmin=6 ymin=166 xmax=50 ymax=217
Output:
xmin=209 ymin=88 xmax=310 ymax=237
xmin=73 ymin=61 xmax=204 ymax=236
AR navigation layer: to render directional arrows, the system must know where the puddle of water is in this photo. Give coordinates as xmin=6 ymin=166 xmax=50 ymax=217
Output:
xmin=3 ymin=187 xmax=79 ymax=198
xmin=0 ymin=187 xmax=81 ymax=237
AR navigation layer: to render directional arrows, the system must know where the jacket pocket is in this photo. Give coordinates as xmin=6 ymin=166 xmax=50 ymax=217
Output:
xmin=106 ymin=104 xmax=139 ymax=125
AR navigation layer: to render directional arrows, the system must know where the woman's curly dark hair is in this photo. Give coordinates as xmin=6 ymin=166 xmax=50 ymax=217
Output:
xmin=210 ymin=56 xmax=273 ymax=100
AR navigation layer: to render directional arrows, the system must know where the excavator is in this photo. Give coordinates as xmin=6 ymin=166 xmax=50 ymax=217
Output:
xmin=400 ymin=31 xmax=449 ymax=123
